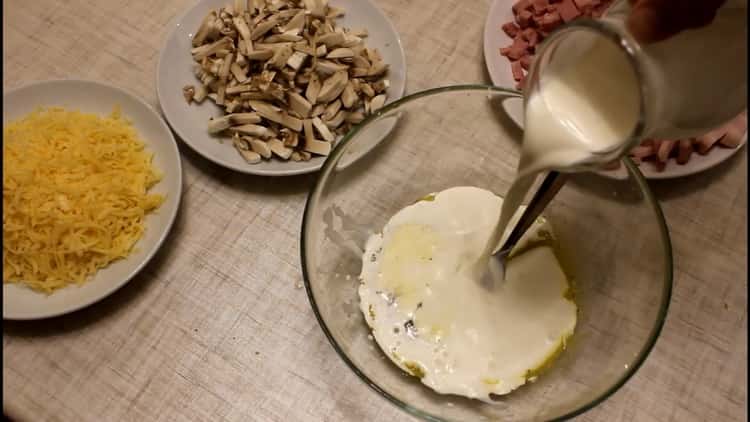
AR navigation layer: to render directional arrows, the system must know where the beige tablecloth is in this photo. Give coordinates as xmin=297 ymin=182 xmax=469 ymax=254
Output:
xmin=3 ymin=0 xmax=747 ymax=421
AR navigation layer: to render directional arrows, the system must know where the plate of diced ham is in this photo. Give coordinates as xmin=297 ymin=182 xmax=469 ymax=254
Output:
xmin=483 ymin=0 xmax=747 ymax=179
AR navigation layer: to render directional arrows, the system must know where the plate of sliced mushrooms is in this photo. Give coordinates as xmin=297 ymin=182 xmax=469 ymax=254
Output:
xmin=157 ymin=0 xmax=406 ymax=175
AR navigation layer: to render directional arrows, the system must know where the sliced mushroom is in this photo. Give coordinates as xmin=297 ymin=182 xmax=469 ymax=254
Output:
xmin=306 ymin=72 xmax=322 ymax=104
xmin=245 ymin=49 xmax=274 ymax=60
xmin=286 ymin=51 xmax=308 ymax=71
xmin=372 ymin=78 xmax=389 ymax=94
xmin=228 ymin=123 xmax=276 ymax=138
xmin=183 ymin=85 xmax=196 ymax=104
xmin=267 ymin=138 xmax=294 ymax=159
xmin=340 ymin=81 xmax=357 ymax=108
xmin=316 ymin=32 xmax=345 ymax=48
xmin=345 ymin=111 xmax=365 ymax=124
xmin=244 ymin=136 xmax=272 ymax=158
xmin=248 ymin=100 xmax=303 ymax=131
xmin=288 ymin=91 xmax=313 ymax=117
xmin=369 ymin=94 xmax=386 ymax=113
xmin=314 ymin=59 xmax=348 ymax=75
xmin=322 ymin=99 xmax=341 ymax=121
xmin=208 ymin=115 xmax=233 ymax=133
xmin=193 ymin=84 xmax=208 ymax=103
xmin=312 ymin=116 xmax=335 ymax=142
xmin=327 ymin=48 xmax=354 ymax=59
xmin=304 ymin=138 xmax=332 ymax=156
xmin=324 ymin=109 xmax=346 ymax=129
xmin=193 ymin=12 xmax=217 ymax=47
xmin=317 ymin=70 xmax=348 ymax=103
xmin=251 ymin=16 xmax=278 ymax=40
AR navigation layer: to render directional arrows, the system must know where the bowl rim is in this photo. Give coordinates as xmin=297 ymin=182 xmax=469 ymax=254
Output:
xmin=300 ymin=84 xmax=673 ymax=422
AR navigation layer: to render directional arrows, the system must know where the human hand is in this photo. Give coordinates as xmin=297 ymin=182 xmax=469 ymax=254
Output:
xmin=626 ymin=0 xmax=727 ymax=43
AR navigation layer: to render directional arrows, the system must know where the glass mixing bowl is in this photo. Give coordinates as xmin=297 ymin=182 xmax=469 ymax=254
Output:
xmin=301 ymin=85 xmax=672 ymax=421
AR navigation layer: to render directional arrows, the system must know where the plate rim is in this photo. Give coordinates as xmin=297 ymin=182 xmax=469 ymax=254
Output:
xmin=2 ymin=78 xmax=184 ymax=320
xmin=481 ymin=0 xmax=747 ymax=180
xmin=155 ymin=0 xmax=407 ymax=176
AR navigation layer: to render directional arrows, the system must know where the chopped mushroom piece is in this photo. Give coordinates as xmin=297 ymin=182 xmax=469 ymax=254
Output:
xmin=183 ymin=85 xmax=196 ymax=104
xmin=267 ymin=138 xmax=294 ymax=159
xmin=245 ymin=136 xmax=272 ymax=158
xmin=312 ymin=116 xmax=335 ymax=142
xmin=305 ymin=138 xmax=332 ymax=156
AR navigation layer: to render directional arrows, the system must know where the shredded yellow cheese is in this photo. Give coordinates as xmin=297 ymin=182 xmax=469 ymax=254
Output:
xmin=3 ymin=107 xmax=164 ymax=293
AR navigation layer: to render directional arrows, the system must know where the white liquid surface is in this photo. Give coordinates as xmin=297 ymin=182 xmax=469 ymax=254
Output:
xmin=359 ymin=187 xmax=577 ymax=400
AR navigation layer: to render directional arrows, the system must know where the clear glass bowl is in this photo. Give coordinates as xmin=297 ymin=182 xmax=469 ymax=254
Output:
xmin=301 ymin=85 xmax=672 ymax=421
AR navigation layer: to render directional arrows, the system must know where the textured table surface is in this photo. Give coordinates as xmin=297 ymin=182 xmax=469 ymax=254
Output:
xmin=3 ymin=0 xmax=747 ymax=421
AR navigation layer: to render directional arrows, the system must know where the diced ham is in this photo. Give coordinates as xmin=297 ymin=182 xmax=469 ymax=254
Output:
xmin=512 ymin=0 xmax=533 ymax=14
xmin=695 ymin=128 xmax=726 ymax=154
xmin=556 ymin=0 xmax=582 ymax=22
xmin=630 ymin=144 xmax=653 ymax=159
xmin=573 ymin=0 xmax=595 ymax=13
xmin=522 ymin=27 xmax=540 ymax=46
xmin=651 ymin=159 xmax=667 ymax=172
xmin=517 ymin=10 xmax=534 ymax=28
xmin=504 ymin=36 xmax=530 ymax=60
xmin=540 ymin=11 xmax=563 ymax=31
xmin=602 ymin=159 xmax=621 ymax=170
xmin=676 ymin=139 xmax=693 ymax=164
xmin=532 ymin=0 xmax=549 ymax=15
xmin=511 ymin=60 xmax=525 ymax=81
xmin=516 ymin=74 xmax=527 ymax=90
xmin=656 ymin=139 xmax=676 ymax=162
xmin=520 ymin=55 xmax=533 ymax=70
xmin=591 ymin=0 xmax=610 ymax=17
xmin=718 ymin=111 xmax=747 ymax=148
xmin=502 ymin=22 xmax=521 ymax=37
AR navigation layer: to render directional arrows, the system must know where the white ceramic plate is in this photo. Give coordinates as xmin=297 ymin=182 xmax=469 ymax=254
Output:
xmin=3 ymin=80 xmax=183 ymax=320
xmin=157 ymin=0 xmax=407 ymax=176
xmin=482 ymin=0 xmax=747 ymax=180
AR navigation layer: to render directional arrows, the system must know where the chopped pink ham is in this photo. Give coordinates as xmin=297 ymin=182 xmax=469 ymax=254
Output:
xmin=676 ymin=139 xmax=693 ymax=164
xmin=540 ymin=11 xmax=563 ymax=31
xmin=602 ymin=160 xmax=621 ymax=170
xmin=719 ymin=111 xmax=747 ymax=148
xmin=512 ymin=0 xmax=533 ymax=14
xmin=630 ymin=144 xmax=653 ymax=159
xmin=516 ymin=74 xmax=527 ymax=90
xmin=532 ymin=0 xmax=549 ymax=15
xmin=556 ymin=0 xmax=582 ymax=22
xmin=656 ymin=139 xmax=676 ymax=162
xmin=503 ymin=36 xmax=530 ymax=60
xmin=520 ymin=55 xmax=533 ymax=70
xmin=511 ymin=60 xmax=525 ymax=81
xmin=522 ymin=27 xmax=540 ymax=46
xmin=573 ymin=0 xmax=595 ymax=13
xmin=695 ymin=128 xmax=726 ymax=154
xmin=502 ymin=22 xmax=521 ymax=37
xmin=517 ymin=10 xmax=534 ymax=28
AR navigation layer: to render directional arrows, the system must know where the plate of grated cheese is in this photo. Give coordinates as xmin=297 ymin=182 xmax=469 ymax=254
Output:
xmin=3 ymin=79 xmax=183 ymax=320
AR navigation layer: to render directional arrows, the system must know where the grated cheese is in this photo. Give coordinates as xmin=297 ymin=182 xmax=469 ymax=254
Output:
xmin=3 ymin=107 xmax=164 ymax=293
